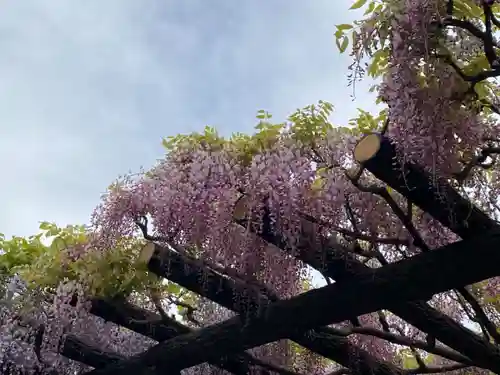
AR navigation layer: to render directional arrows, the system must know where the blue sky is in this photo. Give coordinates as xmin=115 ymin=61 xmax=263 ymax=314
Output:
xmin=0 ymin=1 xmax=378 ymax=238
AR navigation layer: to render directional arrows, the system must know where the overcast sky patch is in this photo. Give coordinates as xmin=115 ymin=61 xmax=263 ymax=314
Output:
xmin=0 ymin=0 xmax=378 ymax=237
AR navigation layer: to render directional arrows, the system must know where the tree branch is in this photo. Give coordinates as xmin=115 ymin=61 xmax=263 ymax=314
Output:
xmin=87 ymin=231 xmax=500 ymax=374
xmin=235 ymin=203 xmax=500 ymax=372
xmin=87 ymin=298 xmax=250 ymax=375
xmin=329 ymin=325 xmax=471 ymax=365
xmin=354 ymin=133 xmax=499 ymax=238
xmin=404 ymin=362 xmax=470 ymax=374
xmin=138 ymin=241 xmax=403 ymax=375
xmin=298 ymin=212 xmax=407 ymax=248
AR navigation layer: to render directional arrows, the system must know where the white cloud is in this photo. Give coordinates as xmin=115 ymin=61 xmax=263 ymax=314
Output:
xmin=0 ymin=0 xmax=379 ymax=237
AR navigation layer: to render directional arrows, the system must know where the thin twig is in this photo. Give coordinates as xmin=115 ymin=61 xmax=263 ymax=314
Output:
xmin=298 ymin=212 xmax=409 ymax=246
xmin=456 ymin=286 xmax=500 ymax=344
xmin=404 ymin=362 xmax=470 ymax=374
xmin=328 ymin=325 xmax=471 ymax=365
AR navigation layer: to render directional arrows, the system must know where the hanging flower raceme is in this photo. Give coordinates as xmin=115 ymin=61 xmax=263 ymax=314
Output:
xmin=380 ymin=0 xmax=485 ymax=177
xmin=90 ymin=142 xmax=311 ymax=330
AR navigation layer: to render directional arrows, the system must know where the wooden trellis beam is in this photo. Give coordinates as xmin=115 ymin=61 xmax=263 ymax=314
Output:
xmin=138 ymin=243 xmax=403 ymax=375
xmin=62 ymin=265 xmax=398 ymax=373
xmin=66 ymin=297 xmax=282 ymax=374
xmin=232 ymin=191 xmax=500 ymax=372
xmin=61 ymin=335 xmax=125 ymax=369
xmin=87 ymin=298 xmax=259 ymax=375
xmin=64 ymin=297 xmax=310 ymax=375
xmin=87 ymin=230 xmax=500 ymax=375
xmin=354 ymin=133 xmax=499 ymax=238
xmin=237 ymin=211 xmax=500 ymax=371
xmin=61 ymin=334 xmax=171 ymax=375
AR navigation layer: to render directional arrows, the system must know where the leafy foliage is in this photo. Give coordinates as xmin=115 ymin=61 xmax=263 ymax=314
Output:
xmin=0 ymin=223 xmax=163 ymax=299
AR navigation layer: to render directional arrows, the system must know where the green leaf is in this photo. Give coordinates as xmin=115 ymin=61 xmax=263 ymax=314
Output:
xmin=167 ymin=282 xmax=181 ymax=295
xmin=39 ymin=222 xmax=52 ymax=231
xmin=336 ymin=24 xmax=353 ymax=31
xmin=47 ymin=227 xmax=61 ymax=237
xmin=339 ymin=35 xmax=349 ymax=53
xmin=350 ymin=0 xmax=368 ymax=10
xmin=316 ymin=167 xmax=330 ymax=175
xmin=364 ymin=1 xmax=376 ymax=15
xmin=401 ymin=351 xmax=418 ymax=369
xmin=335 ymin=37 xmax=342 ymax=52
xmin=311 ymin=177 xmax=325 ymax=192
xmin=475 ymin=82 xmax=490 ymax=100
xmin=367 ymin=48 xmax=389 ymax=78
xmin=50 ymin=237 xmax=66 ymax=252
xmin=453 ymin=0 xmax=476 ymax=18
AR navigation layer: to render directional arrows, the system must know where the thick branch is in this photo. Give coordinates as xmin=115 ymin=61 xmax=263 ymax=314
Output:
xmin=138 ymin=242 xmax=403 ymax=375
xmin=63 ymin=332 xmax=300 ymax=375
xmin=237 ymin=212 xmax=500 ymax=372
xmin=61 ymin=335 xmax=125 ymax=369
xmin=91 ymin=298 xmax=316 ymax=375
xmin=61 ymin=335 xmax=175 ymax=375
xmin=404 ymin=363 xmax=469 ymax=374
xmin=354 ymin=133 xmax=500 ymax=238
xmin=328 ymin=326 xmax=470 ymax=365
xmin=345 ymin=165 xmax=500 ymax=344
xmin=88 ymin=232 xmax=500 ymax=375
xmin=87 ymin=298 xmax=250 ymax=375
xmin=353 ymin=134 xmax=500 ymax=344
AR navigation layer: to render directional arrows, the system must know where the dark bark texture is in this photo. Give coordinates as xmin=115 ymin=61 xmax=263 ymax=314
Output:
xmin=252 ymin=222 xmax=500 ymax=372
xmin=359 ymin=134 xmax=499 ymax=238
xmin=89 ymin=298 xmax=251 ymax=375
xmin=61 ymin=335 xmax=125 ymax=369
xmin=145 ymin=244 xmax=404 ymax=375
xmin=87 ymin=231 xmax=500 ymax=374
xmin=61 ymin=334 xmax=169 ymax=375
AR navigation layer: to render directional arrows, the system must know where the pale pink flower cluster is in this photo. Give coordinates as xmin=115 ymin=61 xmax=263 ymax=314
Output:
xmin=380 ymin=0 xmax=485 ymax=177
xmin=0 ymin=275 xmax=157 ymax=374
xmin=348 ymin=313 xmax=398 ymax=362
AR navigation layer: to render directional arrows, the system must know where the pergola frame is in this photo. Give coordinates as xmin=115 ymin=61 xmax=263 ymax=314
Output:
xmin=37 ymin=134 xmax=500 ymax=374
